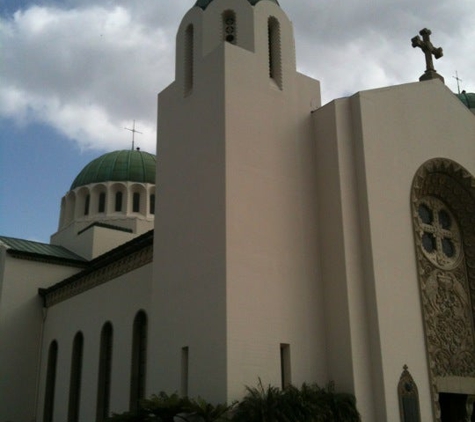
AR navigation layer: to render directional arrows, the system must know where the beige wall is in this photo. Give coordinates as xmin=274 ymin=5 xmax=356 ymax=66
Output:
xmin=152 ymin=31 xmax=228 ymax=402
xmin=224 ymin=2 xmax=325 ymax=399
xmin=36 ymin=263 xmax=152 ymax=422
xmin=0 ymin=251 xmax=81 ymax=422
xmin=152 ymin=0 xmax=326 ymax=405
xmin=313 ymin=79 xmax=475 ymax=422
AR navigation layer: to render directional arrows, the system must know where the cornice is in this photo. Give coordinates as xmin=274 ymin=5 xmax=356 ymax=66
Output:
xmin=39 ymin=230 xmax=153 ymax=307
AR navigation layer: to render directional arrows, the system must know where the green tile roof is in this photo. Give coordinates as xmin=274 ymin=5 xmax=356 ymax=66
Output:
xmin=195 ymin=0 xmax=280 ymax=10
xmin=0 ymin=236 xmax=86 ymax=264
xmin=70 ymin=150 xmax=156 ymax=190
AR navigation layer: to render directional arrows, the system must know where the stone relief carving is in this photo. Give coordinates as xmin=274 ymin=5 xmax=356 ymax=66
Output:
xmin=412 ymin=158 xmax=475 ymax=421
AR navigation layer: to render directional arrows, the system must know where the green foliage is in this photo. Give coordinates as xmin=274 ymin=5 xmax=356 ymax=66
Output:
xmin=108 ymin=392 xmax=233 ymax=422
xmin=107 ymin=381 xmax=360 ymax=422
xmin=232 ymin=380 xmax=361 ymax=422
xmin=141 ymin=391 xmax=191 ymax=422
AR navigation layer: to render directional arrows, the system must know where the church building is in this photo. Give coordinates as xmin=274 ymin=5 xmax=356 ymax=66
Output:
xmin=1 ymin=1 xmax=474 ymax=421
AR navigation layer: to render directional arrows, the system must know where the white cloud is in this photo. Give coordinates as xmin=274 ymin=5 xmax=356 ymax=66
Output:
xmin=1 ymin=0 xmax=474 ymax=153
xmin=0 ymin=3 xmax=176 ymax=152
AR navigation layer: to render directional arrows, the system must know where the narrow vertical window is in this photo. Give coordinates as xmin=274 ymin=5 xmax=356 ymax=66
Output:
xmin=84 ymin=195 xmax=90 ymax=216
xmin=68 ymin=332 xmax=84 ymax=422
xmin=150 ymin=194 xmax=155 ymax=215
xmin=133 ymin=193 xmax=140 ymax=213
xmin=223 ymin=11 xmax=236 ymax=44
xmin=43 ymin=341 xmax=58 ymax=422
xmin=268 ymin=17 xmax=282 ymax=89
xmin=96 ymin=323 xmax=113 ymax=422
xmin=130 ymin=311 xmax=147 ymax=412
xmin=184 ymin=24 xmax=194 ymax=95
xmin=280 ymin=343 xmax=291 ymax=389
xmin=115 ymin=191 xmax=123 ymax=212
xmin=181 ymin=347 xmax=189 ymax=397
xmin=98 ymin=192 xmax=106 ymax=213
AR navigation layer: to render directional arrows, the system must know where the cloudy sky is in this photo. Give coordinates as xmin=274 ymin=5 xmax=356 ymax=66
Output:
xmin=1 ymin=0 xmax=474 ymax=243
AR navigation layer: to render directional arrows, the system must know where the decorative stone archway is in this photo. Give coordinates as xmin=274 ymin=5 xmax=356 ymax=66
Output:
xmin=411 ymin=158 xmax=475 ymax=421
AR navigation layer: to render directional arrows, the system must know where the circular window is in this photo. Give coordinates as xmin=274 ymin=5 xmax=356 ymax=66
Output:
xmin=416 ymin=197 xmax=462 ymax=269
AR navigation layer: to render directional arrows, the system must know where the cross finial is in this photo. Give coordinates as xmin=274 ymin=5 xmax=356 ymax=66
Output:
xmin=453 ymin=71 xmax=462 ymax=94
xmin=124 ymin=120 xmax=143 ymax=150
xmin=411 ymin=28 xmax=444 ymax=83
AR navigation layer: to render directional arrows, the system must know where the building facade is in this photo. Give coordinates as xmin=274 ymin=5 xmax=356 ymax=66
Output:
xmin=1 ymin=1 xmax=474 ymax=421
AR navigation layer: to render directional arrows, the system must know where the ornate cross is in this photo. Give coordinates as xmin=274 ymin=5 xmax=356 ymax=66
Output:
xmin=411 ymin=28 xmax=444 ymax=82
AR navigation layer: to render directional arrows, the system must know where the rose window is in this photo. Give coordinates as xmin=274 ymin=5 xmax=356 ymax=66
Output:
xmin=417 ymin=197 xmax=462 ymax=269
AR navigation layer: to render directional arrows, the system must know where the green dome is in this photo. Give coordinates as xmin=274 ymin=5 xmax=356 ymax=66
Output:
xmin=71 ymin=150 xmax=156 ymax=190
xmin=456 ymin=91 xmax=475 ymax=110
xmin=195 ymin=0 xmax=279 ymax=10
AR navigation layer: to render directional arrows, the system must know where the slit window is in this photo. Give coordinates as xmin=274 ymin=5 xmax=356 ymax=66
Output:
xmin=150 ymin=194 xmax=155 ymax=215
xmin=130 ymin=311 xmax=147 ymax=412
xmin=184 ymin=24 xmax=194 ymax=95
xmin=181 ymin=347 xmax=189 ymax=397
xmin=268 ymin=17 xmax=282 ymax=89
xmin=280 ymin=343 xmax=291 ymax=389
xmin=184 ymin=25 xmax=195 ymax=95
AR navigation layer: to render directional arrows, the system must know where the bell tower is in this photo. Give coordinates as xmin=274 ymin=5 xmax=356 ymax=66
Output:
xmin=151 ymin=0 xmax=323 ymax=403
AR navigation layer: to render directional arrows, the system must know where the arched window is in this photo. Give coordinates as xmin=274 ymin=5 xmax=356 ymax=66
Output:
xmin=98 ymin=192 xmax=106 ymax=213
xmin=65 ymin=192 xmax=76 ymax=226
xmin=184 ymin=24 xmax=194 ymax=95
xmin=150 ymin=194 xmax=155 ymax=215
xmin=68 ymin=332 xmax=84 ymax=422
xmin=398 ymin=365 xmax=421 ymax=422
xmin=412 ymin=159 xmax=475 ymax=418
xmin=84 ymin=194 xmax=90 ymax=216
xmin=97 ymin=323 xmax=113 ymax=422
xmin=130 ymin=311 xmax=147 ymax=412
xmin=223 ymin=10 xmax=237 ymax=44
xmin=115 ymin=191 xmax=123 ymax=212
xmin=133 ymin=192 xmax=140 ymax=213
xmin=43 ymin=341 xmax=58 ymax=422
xmin=268 ymin=17 xmax=282 ymax=89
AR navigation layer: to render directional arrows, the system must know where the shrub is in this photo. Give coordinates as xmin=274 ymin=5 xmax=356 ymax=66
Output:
xmin=107 ymin=381 xmax=360 ymax=422
xmin=232 ymin=380 xmax=360 ymax=422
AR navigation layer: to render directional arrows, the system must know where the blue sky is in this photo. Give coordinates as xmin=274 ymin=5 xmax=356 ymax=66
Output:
xmin=0 ymin=119 xmax=99 ymax=241
xmin=1 ymin=0 xmax=474 ymax=243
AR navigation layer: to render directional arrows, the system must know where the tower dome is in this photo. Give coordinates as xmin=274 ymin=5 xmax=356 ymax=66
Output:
xmin=71 ymin=149 xmax=156 ymax=190
xmin=195 ymin=0 xmax=280 ymax=10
